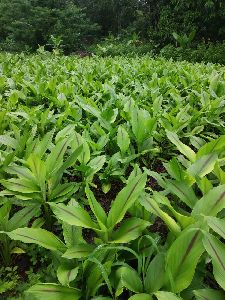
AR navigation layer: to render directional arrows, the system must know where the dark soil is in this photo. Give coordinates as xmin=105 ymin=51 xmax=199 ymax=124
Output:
xmin=14 ymin=254 xmax=30 ymax=282
xmin=92 ymin=178 xmax=124 ymax=213
xmin=204 ymin=262 xmax=221 ymax=289
xmin=149 ymin=217 xmax=168 ymax=242
xmin=83 ymin=228 xmax=97 ymax=244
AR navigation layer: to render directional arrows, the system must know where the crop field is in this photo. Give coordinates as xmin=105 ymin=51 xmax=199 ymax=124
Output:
xmin=0 ymin=53 xmax=225 ymax=299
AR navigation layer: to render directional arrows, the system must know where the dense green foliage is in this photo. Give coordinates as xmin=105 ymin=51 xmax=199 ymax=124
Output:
xmin=0 ymin=0 xmax=224 ymax=57
xmin=0 ymin=53 xmax=225 ymax=299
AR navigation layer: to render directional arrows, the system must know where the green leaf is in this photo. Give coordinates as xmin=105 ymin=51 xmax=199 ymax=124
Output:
xmin=163 ymin=158 xmax=184 ymax=181
xmin=87 ymin=257 xmax=113 ymax=296
xmin=187 ymin=153 xmax=218 ymax=178
xmin=192 ymin=185 xmax=225 ymax=217
xmin=57 ymin=265 xmax=79 ymax=286
xmin=71 ymin=132 xmax=90 ymax=164
xmin=166 ymin=180 xmax=198 ymax=208
xmin=86 ymin=155 xmax=106 ymax=178
xmin=166 ymin=130 xmax=196 ymax=162
xmin=52 ymin=145 xmax=83 ymax=187
xmin=117 ymin=125 xmax=130 ymax=154
xmin=62 ymin=223 xmax=85 ymax=247
xmin=193 ymin=289 xmax=225 ymax=300
xmin=165 ymin=228 xmax=204 ymax=293
xmin=214 ymin=162 xmax=225 ymax=184
xmin=7 ymin=205 xmax=40 ymax=231
xmin=27 ymin=154 xmax=46 ymax=195
xmin=203 ymin=234 xmax=225 ymax=290
xmin=154 ymin=291 xmax=182 ymax=300
xmin=107 ymin=174 xmax=147 ymax=228
xmin=63 ymin=244 xmax=95 ymax=259
xmin=152 ymin=192 xmax=195 ymax=229
xmin=85 ymin=185 xmax=107 ymax=230
xmin=46 ymin=137 xmax=71 ymax=176
xmin=206 ymin=216 xmax=225 ymax=239
xmin=26 ymin=284 xmax=81 ymax=300
xmin=86 ymin=260 xmax=112 ymax=297
xmin=50 ymin=183 xmax=78 ymax=201
xmin=197 ymin=177 xmax=213 ymax=194
xmin=6 ymin=228 xmax=66 ymax=252
xmin=140 ymin=195 xmax=181 ymax=235
xmin=49 ymin=203 xmax=99 ymax=230
xmin=1 ymin=178 xmax=40 ymax=194
xmin=0 ymin=135 xmax=18 ymax=148
xmin=128 ymin=294 xmax=153 ymax=300
xmin=144 ymin=253 xmax=165 ymax=293
xmin=115 ymin=266 xmax=143 ymax=296
xmin=111 ymin=217 xmax=150 ymax=243
xmin=197 ymin=135 xmax=225 ymax=158
xmin=33 ymin=130 xmax=54 ymax=158
xmin=4 ymin=165 xmax=34 ymax=181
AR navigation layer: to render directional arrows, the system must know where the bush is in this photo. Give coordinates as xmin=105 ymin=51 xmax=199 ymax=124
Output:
xmin=90 ymin=34 xmax=155 ymax=56
xmin=160 ymin=41 xmax=225 ymax=64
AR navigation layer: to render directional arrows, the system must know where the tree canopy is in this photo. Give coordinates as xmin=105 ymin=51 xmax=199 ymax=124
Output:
xmin=0 ymin=0 xmax=224 ymax=52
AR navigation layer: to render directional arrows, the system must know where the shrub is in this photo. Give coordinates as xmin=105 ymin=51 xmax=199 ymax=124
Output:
xmin=160 ymin=41 xmax=225 ymax=65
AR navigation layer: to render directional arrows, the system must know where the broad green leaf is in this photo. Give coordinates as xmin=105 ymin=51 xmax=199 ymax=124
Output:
xmin=33 ymin=130 xmax=54 ymax=158
xmin=4 ymin=165 xmax=34 ymax=181
xmin=26 ymin=284 xmax=81 ymax=300
xmin=166 ymin=228 xmax=204 ymax=293
xmin=192 ymin=185 xmax=225 ymax=217
xmin=49 ymin=203 xmax=99 ymax=230
xmin=111 ymin=218 xmax=150 ymax=243
xmin=71 ymin=132 xmax=90 ymax=164
xmin=206 ymin=216 xmax=225 ymax=239
xmin=187 ymin=153 xmax=218 ymax=178
xmin=50 ymin=183 xmax=78 ymax=200
xmin=131 ymin=107 xmax=146 ymax=145
xmin=163 ymin=158 xmax=184 ymax=181
xmin=117 ymin=125 xmax=130 ymax=154
xmin=27 ymin=154 xmax=46 ymax=195
xmin=63 ymin=244 xmax=95 ymax=259
xmin=197 ymin=135 xmax=225 ymax=158
xmin=197 ymin=177 xmax=213 ymax=194
xmin=55 ymin=125 xmax=75 ymax=143
xmin=87 ymin=155 xmax=106 ymax=178
xmin=166 ymin=130 xmax=196 ymax=162
xmin=154 ymin=291 xmax=182 ymax=300
xmin=166 ymin=180 xmax=198 ymax=208
xmin=144 ymin=253 xmax=165 ymax=293
xmin=1 ymin=178 xmax=40 ymax=194
xmin=46 ymin=137 xmax=71 ymax=176
xmin=87 ymin=257 xmax=113 ymax=296
xmin=91 ymin=297 xmax=112 ymax=300
xmin=131 ymin=108 xmax=156 ymax=146
xmin=0 ymin=202 xmax=10 ymax=220
xmin=152 ymin=192 xmax=195 ymax=229
xmin=57 ymin=265 xmax=79 ymax=286
xmin=129 ymin=294 xmax=153 ymax=300
xmin=107 ymin=174 xmax=147 ymax=228
xmin=0 ymin=135 xmax=18 ymax=148
xmin=214 ymin=162 xmax=225 ymax=184
xmin=140 ymin=195 xmax=181 ymax=235
xmin=115 ymin=266 xmax=143 ymax=296
xmin=7 ymin=205 xmax=40 ymax=231
xmin=203 ymin=234 xmax=225 ymax=290
xmin=193 ymin=289 xmax=225 ymax=300
xmin=85 ymin=185 xmax=107 ymax=230
xmin=6 ymin=228 xmax=66 ymax=252
xmin=86 ymin=261 xmax=112 ymax=297
xmin=52 ymin=145 xmax=83 ymax=187
xmin=62 ymin=222 xmax=85 ymax=247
